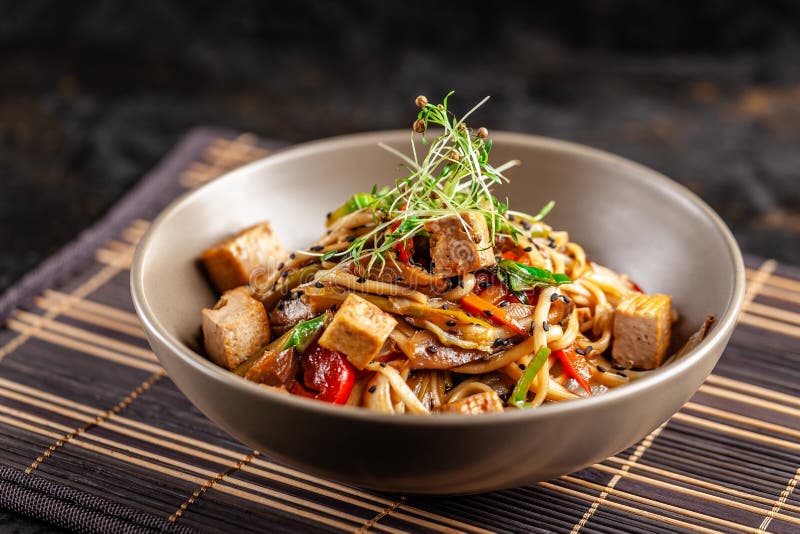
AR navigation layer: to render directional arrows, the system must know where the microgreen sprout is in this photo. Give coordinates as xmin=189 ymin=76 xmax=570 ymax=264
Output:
xmin=326 ymin=92 xmax=554 ymax=271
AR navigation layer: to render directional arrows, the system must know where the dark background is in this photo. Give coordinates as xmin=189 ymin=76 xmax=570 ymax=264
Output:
xmin=0 ymin=0 xmax=799 ymax=528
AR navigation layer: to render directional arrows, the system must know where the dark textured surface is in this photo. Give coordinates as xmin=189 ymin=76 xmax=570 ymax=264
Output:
xmin=1 ymin=1 xmax=799 ymax=295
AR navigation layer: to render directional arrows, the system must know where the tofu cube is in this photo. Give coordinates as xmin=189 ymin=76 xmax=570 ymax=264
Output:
xmin=200 ymin=221 xmax=288 ymax=293
xmin=202 ymin=286 xmax=271 ymax=370
xmin=424 ymin=213 xmax=496 ymax=277
xmin=612 ymin=293 xmax=672 ymax=370
xmin=438 ymin=391 xmax=505 ymax=415
xmin=317 ymin=294 xmax=397 ymax=370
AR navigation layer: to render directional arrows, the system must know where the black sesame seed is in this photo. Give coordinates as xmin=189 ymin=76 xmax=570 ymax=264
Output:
xmin=521 ymin=220 xmax=532 ymax=230
xmin=597 ymin=365 xmax=607 ymax=373
xmin=345 ymin=236 xmax=356 ymax=242
xmin=356 ymin=277 xmax=366 ymax=283
xmin=519 ymin=363 xmax=526 ymax=370
xmin=280 ymin=271 xmax=289 ymax=278
xmin=523 ymin=246 xmax=533 ymax=252
xmin=493 ymin=338 xmax=505 ymax=348
xmin=326 ymin=211 xmax=332 ymax=219
xmin=498 ymin=300 xmax=510 ymax=308
xmin=426 ymin=345 xmax=439 ymax=353
xmin=484 ymin=310 xmax=494 ymax=317
xmin=616 ymin=371 xmax=628 ymax=378
xmin=309 ymin=245 xmax=324 ymax=252
xmin=585 ymin=345 xmax=593 ymax=353
xmin=380 ymin=362 xmax=387 ymax=367
xmin=277 ymin=262 xmax=285 ymax=270
xmin=270 ymin=284 xmax=277 ymax=291
xmin=465 ymin=311 xmax=472 ymax=317
xmin=612 ymin=363 xmax=626 ymax=371
xmin=508 ymin=214 xmax=516 ymax=221
xmin=314 ymin=282 xmax=324 ymax=288
xmin=542 ymin=321 xmax=550 ymax=332
xmin=494 ymin=254 xmax=502 ymax=262
xmin=479 ymin=281 xmax=489 ymax=289
xmin=289 ymin=253 xmax=296 ymax=259
xmin=294 ymin=290 xmax=304 ymax=299
xmin=550 ymin=293 xmax=559 ymax=302
xmin=446 ymin=320 xmax=456 ymax=327
xmin=576 ymin=348 xmax=586 ymax=356
xmin=547 ymin=236 xmax=556 ymax=248
xmin=368 ymin=385 xmax=377 ymax=393
xmin=396 ymin=275 xmax=404 ymax=281
xmin=560 ymin=295 xmax=571 ymax=303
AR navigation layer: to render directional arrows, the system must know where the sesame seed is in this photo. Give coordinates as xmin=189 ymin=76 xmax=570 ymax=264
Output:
xmin=484 ymin=310 xmax=494 ymax=317
xmin=597 ymin=365 xmax=607 ymax=373
xmin=289 ymin=253 xmax=296 ymax=259
xmin=519 ymin=363 xmax=526 ymax=370
xmin=521 ymin=220 xmax=531 ymax=230
xmin=280 ymin=271 xmax=288 ymax=278
xmin=277 ymin=262 xmax=285 ymax=270
xmin=345 ymin=236 xmax=356 ymax=242
xmin=368 ymin=385 xmax=377 ymax=393
xmin=309 ymin=245 xmax=324 ymax=251
xmin=616 ymin=371 xmax=628 ymax=378
xmin=326 ymin=212 xmax=332 ymax=219
xmin=446 ymin=320 xmax=456 ymax=327
xmin=426 ymin=345 xmax=438 ymax=353
xmin=380 ymin=362 xmax=387 ymax=367
xmin=479 ymin=281 xmax=489 ymax=289
xmin=356 ymin=277 xmax=366 ymax=283
xmin=612 ymin=363 xmax=626 ymax=371
xmin=523 ymin=246 xmax=533 ymax=252
xmin=550 ymin=293 xmax=559 ymax=302
xmin=294 ymin=290 xmax=304 ymax=299
xmin=560 ymin=295 xmax=571 ymax=303
xmin=542 ymin=321 xmax=550 ymax=332
xmin=314 ymin=282 xmax=324 ymax=288
xmin=508 ymin=214 xmax=516 ymax=221
xmin=498 ymin=300 xmax=510 ymax=308
xmin=576 ymin=348 xmax=586 ymax=356
xmin=547 ymin=236 xmax=556 ymax=248
xmin=585 ymin=345 xmax=593 ymax=353
xmin=465 ymin=311 xmax=472 ymax=317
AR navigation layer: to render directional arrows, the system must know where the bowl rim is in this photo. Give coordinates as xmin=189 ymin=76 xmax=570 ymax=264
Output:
xmin=131 ymin=129 xmax=746 ymax=426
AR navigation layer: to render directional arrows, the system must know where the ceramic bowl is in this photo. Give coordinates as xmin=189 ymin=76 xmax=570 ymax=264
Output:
xmin=131 ymin=131 xmax=744 ymax=494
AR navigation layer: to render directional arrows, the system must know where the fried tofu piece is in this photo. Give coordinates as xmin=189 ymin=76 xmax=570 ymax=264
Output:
xmin=244 ymin=347 xmax=299 ymax=387
xmin=438 ymin=391 xmax=505 ymax=415
xmin=317 ymin=294 xmax=397 ymax=370
xmin=200 ymin=221 xmax=288 ymax=293
xmin=202 ymin=286 xmax=271 ymax=370
xmin=612 ymin=293 xmax=672 ymax=370
xmin=424 ymin=213 xmax=496 ymax=277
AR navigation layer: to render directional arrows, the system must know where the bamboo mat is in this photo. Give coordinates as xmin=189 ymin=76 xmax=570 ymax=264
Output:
xmin=0 ymin=128 xmax=798 ymax=534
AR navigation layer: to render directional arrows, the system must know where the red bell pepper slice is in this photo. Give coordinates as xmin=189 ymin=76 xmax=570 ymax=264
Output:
xmin=390 ymin=203 xmax=414 ymax=264
xmin=461 ymin=292 xmax=528 ymax=337
xmin=290 ymin=344 xmax=355 ymax=404
xmin=553 ymin=346 xmax=592 ymax=394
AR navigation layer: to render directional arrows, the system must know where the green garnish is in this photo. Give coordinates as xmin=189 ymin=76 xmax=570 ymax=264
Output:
xmin=496 ymin=260 xmax=572 ymax=292
xmin=284 ymin=315 xmax=327 ymax=354
xmin=323 ymin=92 xmax=555 ymax=271
xmin=509 ymin=346 xmax=551 ymax=408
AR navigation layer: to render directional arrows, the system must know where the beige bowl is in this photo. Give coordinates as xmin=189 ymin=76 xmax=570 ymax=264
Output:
xmin=131 ymin=131 xmax=744 ymax=494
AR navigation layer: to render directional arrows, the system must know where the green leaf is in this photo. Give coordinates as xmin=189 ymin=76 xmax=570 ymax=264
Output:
xmin=509 ymin=346 xmax=551 ymax=406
